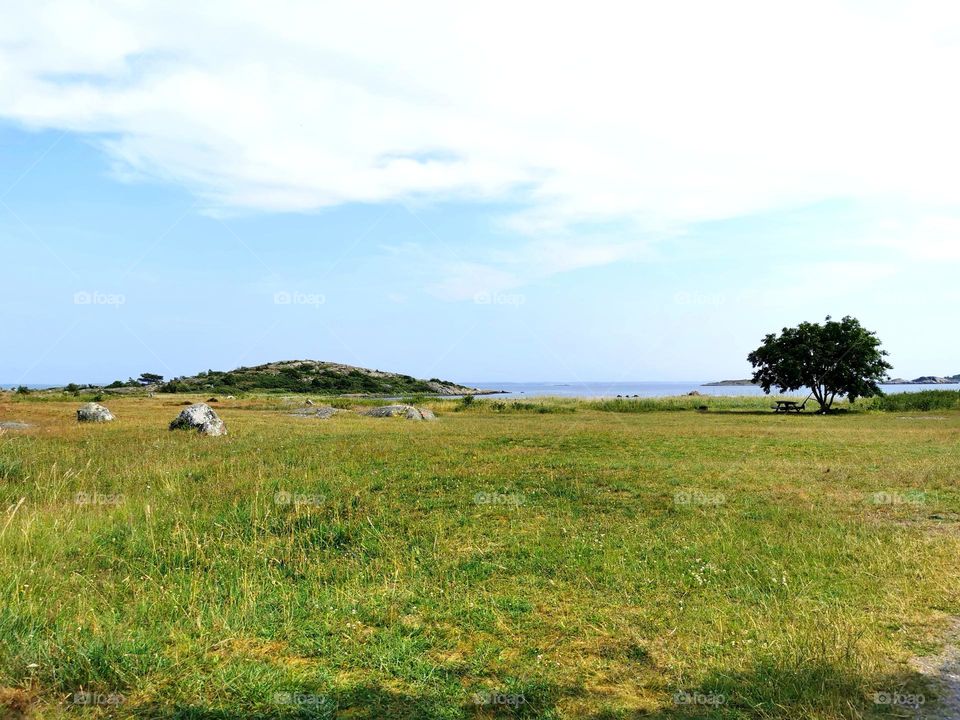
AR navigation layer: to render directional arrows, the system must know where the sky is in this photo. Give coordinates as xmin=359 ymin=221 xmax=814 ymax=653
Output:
xmin=1 ymin=1 xmax=959 ymax=385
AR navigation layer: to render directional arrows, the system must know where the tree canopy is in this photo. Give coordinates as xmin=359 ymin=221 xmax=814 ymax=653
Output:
xmin=747 ymin=315 xmax=891 ymax=412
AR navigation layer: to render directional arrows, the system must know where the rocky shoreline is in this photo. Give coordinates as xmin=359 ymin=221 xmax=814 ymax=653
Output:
xmin=704 ymin=375 xmax=960 ymax=387
xmin=702 ymin=379 xmax=757 ymax=386
xmin=881 ymin=375 xmax=960 ymax=385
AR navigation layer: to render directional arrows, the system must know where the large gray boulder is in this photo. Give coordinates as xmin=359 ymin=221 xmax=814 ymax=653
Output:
xmin=169 ymin=403 xmax=227 ymax=436
xmin=363 ymin=404 xmax=436 ymax=421
xmin=77 ymin=402 xmax=115 ymax=423
xmin=363 ymin=404 xmax=409 ymax=418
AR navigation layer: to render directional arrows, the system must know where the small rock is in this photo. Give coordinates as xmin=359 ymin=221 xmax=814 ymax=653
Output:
xmin=419 ymin=408 xmax=436 ymax=421
xmin=405 ymin=407 xmax=423 ymax=420
xmin=169 ymin=403 xmax=227 ymax=436
xmin=0 ymin=421 xmax=30 ymax=430
xmin=290 ymin=405 xmax=341 ymax=419
xmin=305 ymin=399 xmax=314 ymax=406
xmin=207 ymin=397 xmax=219 ymax=403
xmin=688 ymin=391 xmax=702 ymax=396
xmin=77 ymin=402 xmax=115 ymax=423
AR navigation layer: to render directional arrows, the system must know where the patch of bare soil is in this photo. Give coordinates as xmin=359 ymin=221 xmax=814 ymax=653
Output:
xmin=0 ymin=688 xmax=35 ymax=719
xmin=911 ymin=618 xmax=960 ymax=719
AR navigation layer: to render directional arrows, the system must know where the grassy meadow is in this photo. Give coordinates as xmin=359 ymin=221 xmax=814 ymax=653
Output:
xmin=0 ymin=392 xmax=958 ymax=718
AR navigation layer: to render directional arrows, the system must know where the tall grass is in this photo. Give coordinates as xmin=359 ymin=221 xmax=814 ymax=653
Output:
xmin=12 ymin=389 xmax=960 ymax=415
xmin=586 ymin=394 xmax=805 ymax=413
xmin=867 ymin=390 xmax=960 ymax=412
xmin=436 ymin=394 xmax=820 ymax=414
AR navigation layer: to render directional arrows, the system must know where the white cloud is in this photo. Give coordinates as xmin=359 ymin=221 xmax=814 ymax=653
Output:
xmin=3 ymin=0 xmax=960 ymax=279
xmin=387 ymin=232 xmax=656 ymax=301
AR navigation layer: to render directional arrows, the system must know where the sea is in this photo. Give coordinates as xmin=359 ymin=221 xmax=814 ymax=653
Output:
xmin=465 ymin=381 xmax=960 ymax=399
xmin=4 ymin=381 xmax=959 ymax=399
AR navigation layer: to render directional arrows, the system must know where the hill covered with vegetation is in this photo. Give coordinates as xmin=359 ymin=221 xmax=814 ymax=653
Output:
xmin=154 ymin=360 xmax=486 ymax=396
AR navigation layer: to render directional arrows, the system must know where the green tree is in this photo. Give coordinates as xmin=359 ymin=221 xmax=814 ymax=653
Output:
xmin=747 ymin=315 xmax=892 ymax=413
xmin=138 ymin=372 xmax=164 ymax=385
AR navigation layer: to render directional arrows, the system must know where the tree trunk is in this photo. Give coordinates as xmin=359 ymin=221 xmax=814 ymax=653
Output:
xmin=811 ymin=384 xmax=826 ymax=412
xmin=817 ymin=386 xmax=835 ymax=413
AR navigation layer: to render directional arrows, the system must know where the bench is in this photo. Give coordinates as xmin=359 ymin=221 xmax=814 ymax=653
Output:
xmin=772 ymin=400 xmax=806 ymax=413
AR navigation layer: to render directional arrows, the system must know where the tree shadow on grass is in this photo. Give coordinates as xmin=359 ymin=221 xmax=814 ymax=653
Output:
xmin=30 ymin=656 xmax=950 ymax=719
xmin=116 ymin=680 xmax=570 ymax=719
xmin=582 ymin=657 xmax=939 ymax=720
xmin=695 ymin=410 xmax=847 ymax=417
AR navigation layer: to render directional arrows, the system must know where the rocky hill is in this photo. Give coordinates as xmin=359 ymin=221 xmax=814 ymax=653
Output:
xmin=155 ymin=360 xmax=492 ymax=396
xmin=882 ymin=375 xmax=960 ymax=385
xmin=702 ymin=379 xmax=757 ymax=386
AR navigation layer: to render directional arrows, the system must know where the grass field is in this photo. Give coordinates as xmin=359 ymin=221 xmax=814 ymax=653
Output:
xmin=0 ymin=394 xmax=958 ymax=718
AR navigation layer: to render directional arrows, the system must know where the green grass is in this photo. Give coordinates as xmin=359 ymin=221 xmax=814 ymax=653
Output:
xmin=0 ymin=394 xmax=958 ymax=718
xmin=447 ymin=395 xmax=806 ymax=414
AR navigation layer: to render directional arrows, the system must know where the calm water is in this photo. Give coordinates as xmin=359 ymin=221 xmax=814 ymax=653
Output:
xmin=5 ymin=381 xmax=959 ymax=399
xmin=468 ymin=381 xmax=960 ymax=399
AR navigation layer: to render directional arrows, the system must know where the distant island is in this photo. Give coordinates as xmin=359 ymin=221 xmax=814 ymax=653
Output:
xmin=702 ymin=379 xmax=757 ymax=386
xmin=704 ymin=375 xmax=960 ymax=387
xmin=880 ymin=375 xmax=960 ymax=385
xmin=49 ymin=360 xmax=502 ymax=396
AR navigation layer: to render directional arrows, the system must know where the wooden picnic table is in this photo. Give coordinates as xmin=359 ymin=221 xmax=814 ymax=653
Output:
xmin=772 ymin=400 xmax=805 ymax=413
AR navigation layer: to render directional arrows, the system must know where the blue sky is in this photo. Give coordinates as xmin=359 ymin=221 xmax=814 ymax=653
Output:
xmin=2 ymin=2 xmax=959 ymax=385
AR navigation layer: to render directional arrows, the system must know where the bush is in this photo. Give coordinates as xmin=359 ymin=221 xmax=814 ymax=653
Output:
xmin=15 ymin=385 xmax=29 ymax=395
